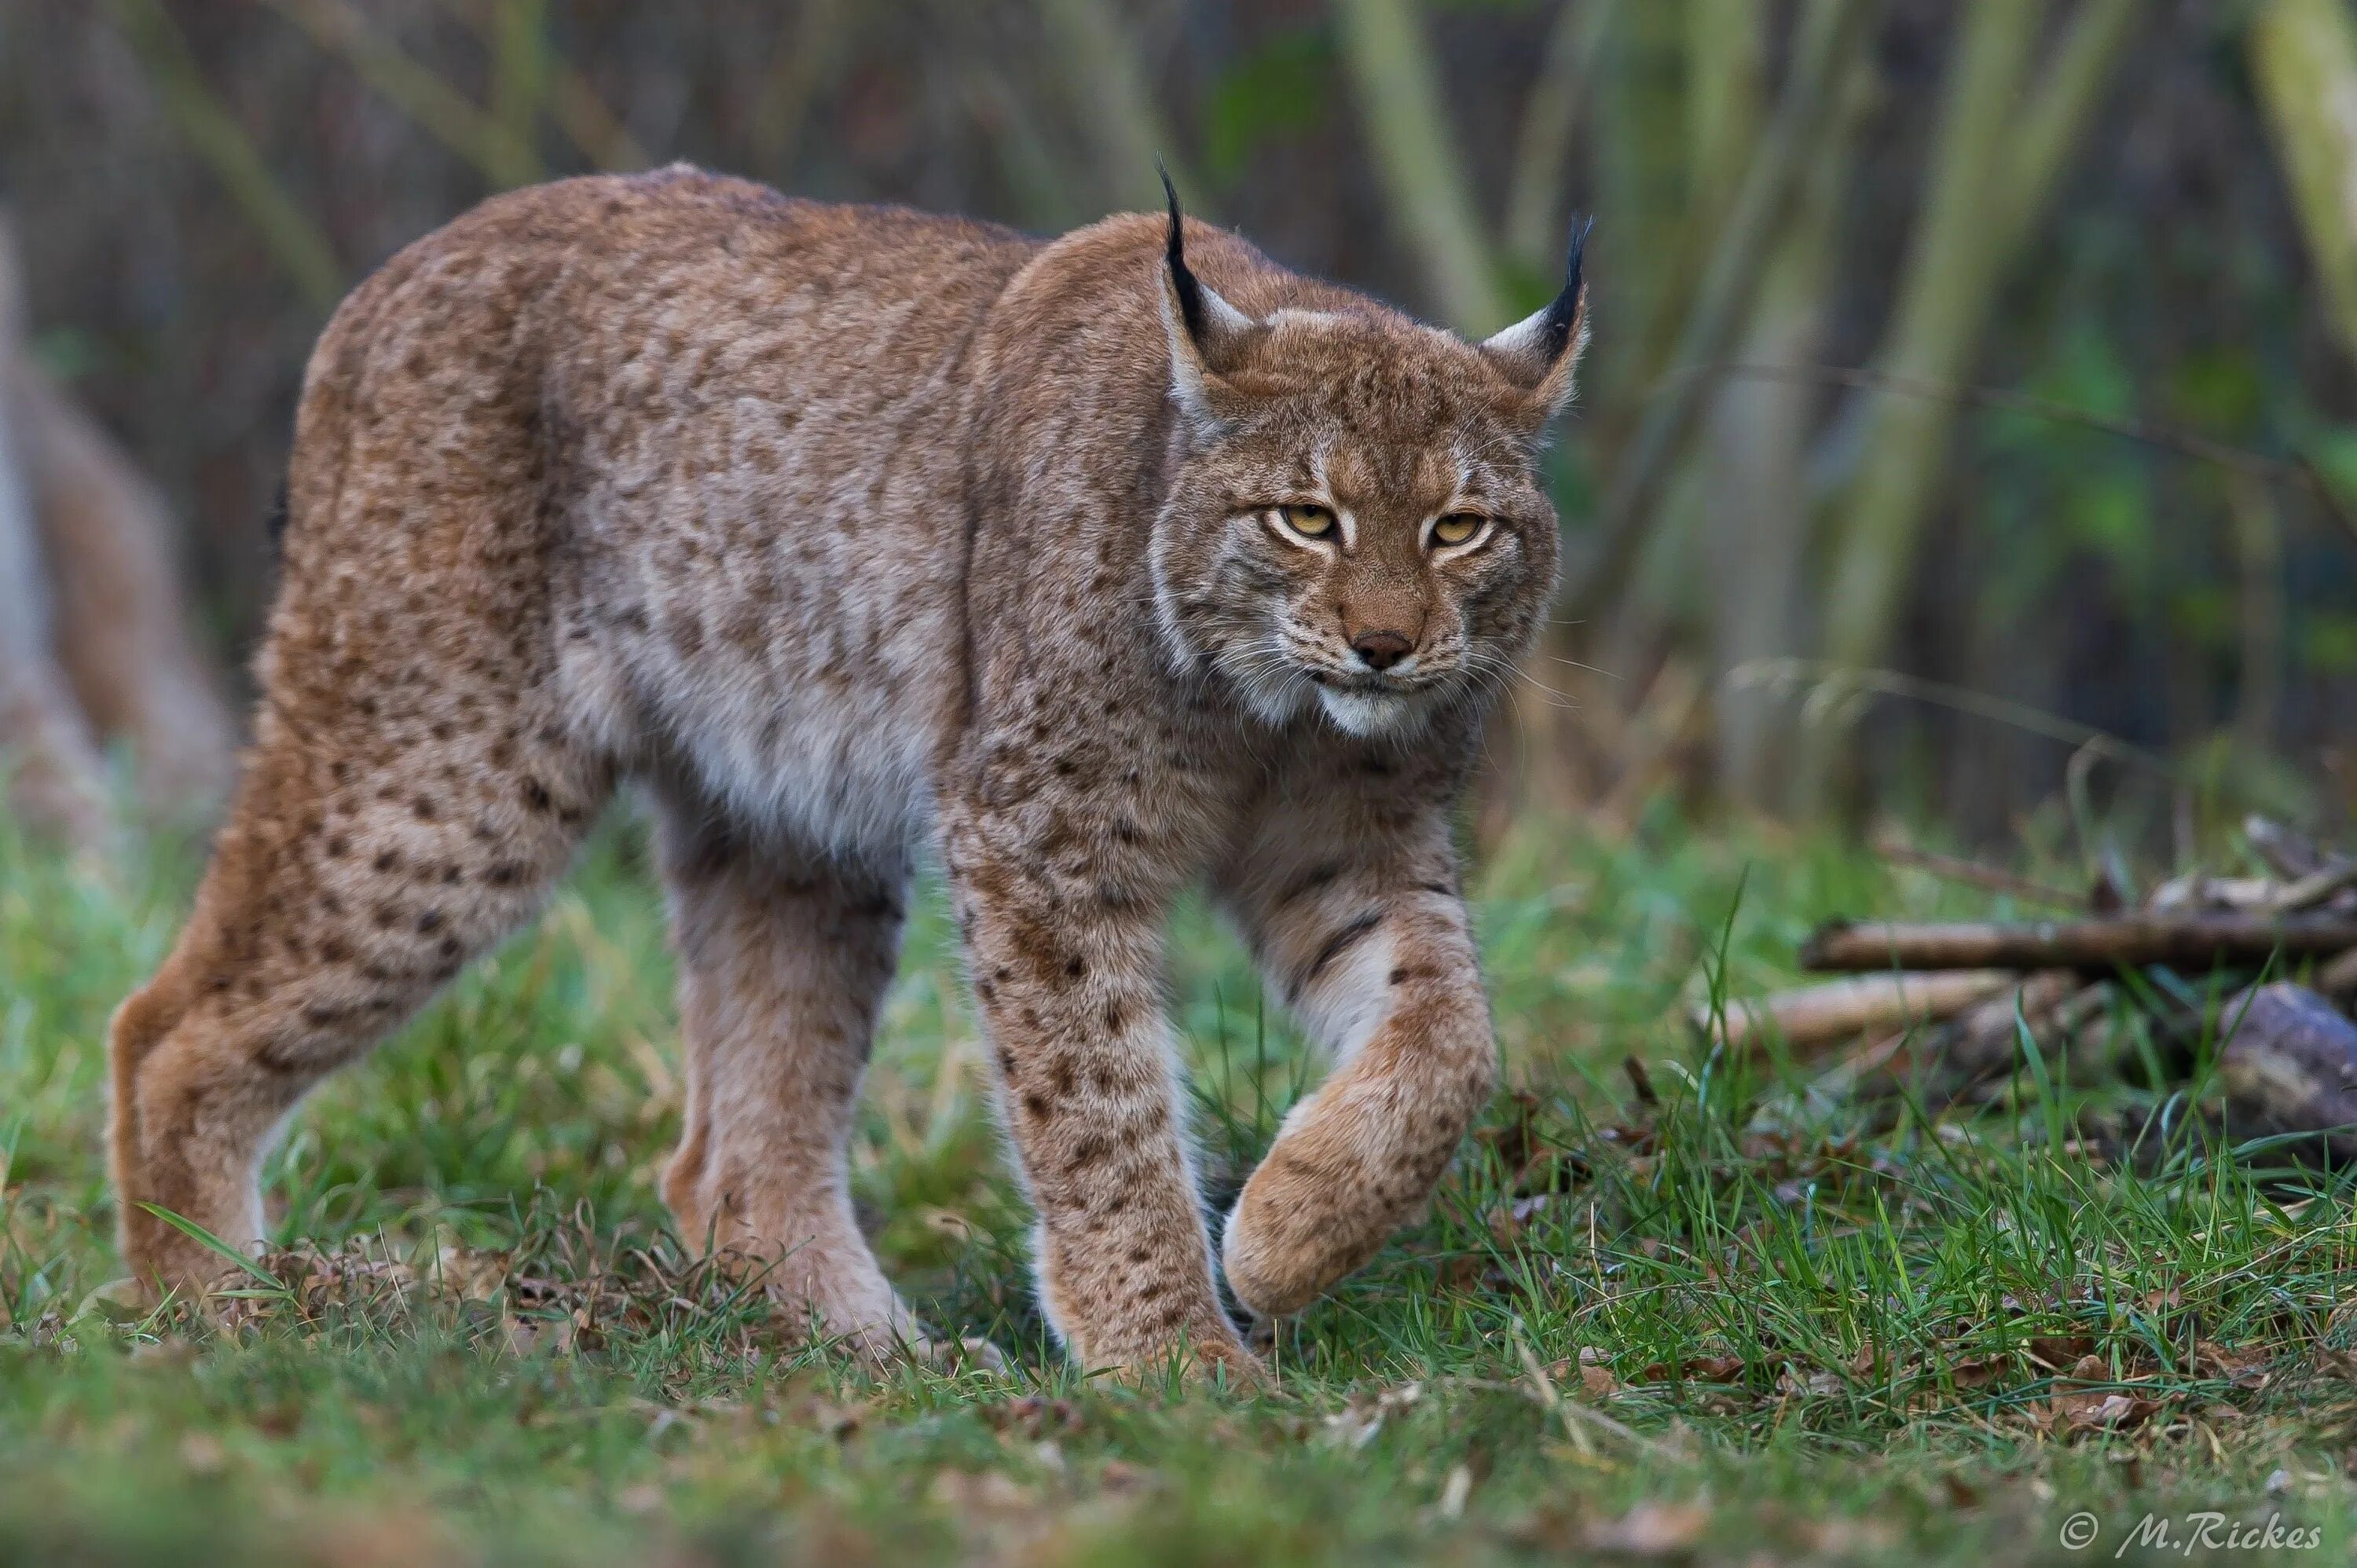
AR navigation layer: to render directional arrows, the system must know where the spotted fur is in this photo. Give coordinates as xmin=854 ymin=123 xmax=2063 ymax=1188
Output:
xmin=107 ymin=166 xmax=1588 ymax=1379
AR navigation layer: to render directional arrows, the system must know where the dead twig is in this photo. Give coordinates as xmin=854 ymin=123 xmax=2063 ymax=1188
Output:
xmin=1871 ymin=836 xmax=2080 ymax=910
xmin=2271 ymin=860 xmax=2357 ymax=914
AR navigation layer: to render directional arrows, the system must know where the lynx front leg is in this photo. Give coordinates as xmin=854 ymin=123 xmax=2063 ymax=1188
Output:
xmin=943 ymin=819 xmax=1255 ymax=1381
xmin=1217 ymin=811 xmax=1497 ymax=1318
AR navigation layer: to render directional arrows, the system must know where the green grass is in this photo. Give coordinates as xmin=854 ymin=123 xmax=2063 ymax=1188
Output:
xmin=4 ymin=801 xmax=2355 ymax=1565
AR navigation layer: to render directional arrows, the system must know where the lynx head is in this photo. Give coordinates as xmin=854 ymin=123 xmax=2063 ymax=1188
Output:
xmin=1148 ymin=178 xmax=1587 ymax=739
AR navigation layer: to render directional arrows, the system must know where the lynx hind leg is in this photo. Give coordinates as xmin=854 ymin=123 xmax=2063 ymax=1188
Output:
xmin=654 ymin=800 xmax=933 ymax=1361
xmin=108 ymin=689 xmax=607 ymax=1299
xmin=1215 ymin=822 xmax=1497 ymax=1319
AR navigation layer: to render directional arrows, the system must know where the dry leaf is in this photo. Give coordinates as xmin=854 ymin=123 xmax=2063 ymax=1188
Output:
xmin=2194 ymin=1340 xmax=2272 ymax=1389
xmin=2026 ymin=1335 xmax=2094 ymax=1369
xmin=2044 ymin=1355 xmax=2163 ymax=1439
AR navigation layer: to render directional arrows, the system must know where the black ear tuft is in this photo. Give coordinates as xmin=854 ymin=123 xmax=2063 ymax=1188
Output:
xmin=1538 ymin=215 xmax=1593 ymax=366
xmin=1160 ymin=159 xmax=1210 ymax=343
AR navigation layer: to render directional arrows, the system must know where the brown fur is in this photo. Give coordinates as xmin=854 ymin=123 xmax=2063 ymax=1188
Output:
xmin=107 ymin=166 xmax=1586 ymax=1377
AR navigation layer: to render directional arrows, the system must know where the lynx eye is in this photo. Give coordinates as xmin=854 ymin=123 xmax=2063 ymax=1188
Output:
xmin=1431 ymin=511 xmax=1487 ymax=548
xmin=1276 ymin=503 xmax=1338 ymax=540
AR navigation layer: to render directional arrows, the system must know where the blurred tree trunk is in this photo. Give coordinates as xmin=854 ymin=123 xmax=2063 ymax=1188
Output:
xmin=1562 ymin=0 xmax=1875 ymax=631
xmin=104 ymin=0 xmax=346 ymax=312
xmin=1685 ymin=0 xmax=1764 ymax=229
xmin=1505 ymin=0 xmax=1616 ymax=273
xmin=2227 ymin=472 xmax=2286 ymax=758
xmin=1332 ymin=0 xmax=1508 ymax=333
xmin=1810 ymin=0 xmax=2045 ymax=687
xmin=1591 ymin=0 xmax=1689 ymax=401
xmin=2249 ymin=0 xmax=2357 ymax=364
xmin=0 ymin=233 xmax=108 ymax=850
xmin=1036 ymin=0 xmax=1193 ymax=212
xmin=0 ymin=385 xmax=109 ymax=851
xmin=489 ymin=0 xmax=550 ymax=174
xmin=1800 ymin=0 xmax=2135 ymax=806
xmin=1710 ymin=53 xmax=1878 ymax=806
xmin=1612 ymin=0 xmax=1769 ymax=646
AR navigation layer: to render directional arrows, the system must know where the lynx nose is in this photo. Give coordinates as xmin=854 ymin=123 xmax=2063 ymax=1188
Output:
xmin=1349 ymin=630 xmax=1414 ymax=672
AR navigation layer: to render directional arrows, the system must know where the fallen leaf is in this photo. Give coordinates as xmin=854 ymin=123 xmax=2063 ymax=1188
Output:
xmin=2194 ymin=1340 xmax=2272 ymax=1390
xmin=2026 ymin=1335 xmax=2094 ymax=1370
xmin=1636 ymin=1354 xmax=1746 ymax=1384
xmin=2044 ymin=1355 xmax=2162 ymax=1439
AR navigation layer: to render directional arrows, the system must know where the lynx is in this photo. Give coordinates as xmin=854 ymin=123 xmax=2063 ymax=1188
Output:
xmin=108 ymin=165 xmax=1589 ymax=1377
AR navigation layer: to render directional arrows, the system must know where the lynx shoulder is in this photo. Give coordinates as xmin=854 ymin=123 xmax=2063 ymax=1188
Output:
xmin=107 ymin=164 xmax=1588 ymax=1376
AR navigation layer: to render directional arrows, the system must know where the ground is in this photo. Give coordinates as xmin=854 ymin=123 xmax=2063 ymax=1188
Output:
xmin=2 ymin=797 xmax=2354 ymax=1566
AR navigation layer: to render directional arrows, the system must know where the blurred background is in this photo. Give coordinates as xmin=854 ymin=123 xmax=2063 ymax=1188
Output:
xmin=6 ymin=0 xmax=2357 ymax=852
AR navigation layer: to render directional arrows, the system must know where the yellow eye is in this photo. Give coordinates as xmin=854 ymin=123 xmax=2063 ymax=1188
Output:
xmin=1432 ymin=512 xmax=1486 ymax=547
xmin=1278 ymin=503 xmax=1337 ymax=539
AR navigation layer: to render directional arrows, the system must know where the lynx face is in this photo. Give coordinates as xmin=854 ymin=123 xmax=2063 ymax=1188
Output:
xmin=1148 ymin=217 xmax=1585 ymax=739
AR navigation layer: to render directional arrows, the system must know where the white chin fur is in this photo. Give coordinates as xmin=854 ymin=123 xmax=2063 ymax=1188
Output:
xmin=1316 ymin=685 xmax=1424 ymax=737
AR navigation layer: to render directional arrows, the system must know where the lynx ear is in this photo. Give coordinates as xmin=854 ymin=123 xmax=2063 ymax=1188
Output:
xmin=1158 ymin=167 xmax=1255 ymax=433
xmin=1479 ymin=215 xmax=1592 ymax=419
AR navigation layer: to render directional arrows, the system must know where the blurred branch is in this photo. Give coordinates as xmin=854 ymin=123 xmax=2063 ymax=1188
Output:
xmin=2249 ymin=0 xmax=2357 ymax=365
xmin=489 ymin=0 xmax=548 ymax=174
xmin=1591 ymin=0 xmax=1688 ymax=368
xmin=1505 ymin=0 xmax=1616 ymax=271
xmin=1035 ymin=0 xmax=1193 ymax=210
xmin=1666 ymin=361 xmax=2350 ymax=515
xmin=101 ymin=0 xmax=345 ymax=313
xmin=750 ymin=0 xmax=847 ymax=180
xmin=261 ymin=0 xmax=543 ymax=189
xmin=1559 ymin=0 xmax=1875 ymax=625
xmin=431 ymin=0 xmax=650 ymax=171
xmin=960 ymin=66 xmax=1091 ymax=230
xmin=2227 ymin=471 xmax=2286 ymax=757
xmin=1728 ymin=658 xmax=2176 ymax=779
xmin=1999 ymin=0 xmax=2138 ymax=246
xmin=1332 ymin=0 xmax=1509 ymax=332
xmin=1685 ymin=0 xmax=1766 ymax=229
xmin=1703 ymin=53 xmax=1875 ymax=805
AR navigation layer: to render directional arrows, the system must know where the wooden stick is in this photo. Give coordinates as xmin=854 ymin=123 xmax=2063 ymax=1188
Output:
xmin=1938 ymin=976 xmax=2113 ymax=1094
xmin=1801 ymin=915 xmax=2357 ymax=973
xmin=2272 ymin=860 xmax=2357 ymax=913
xmin=1844 ymin=972 xmax=2094 ymax=1096
xmin=1695 ymin=970 xmax=2020 ymax=1051
xmin=2315 ymin=944 xmax=2357 ymax=999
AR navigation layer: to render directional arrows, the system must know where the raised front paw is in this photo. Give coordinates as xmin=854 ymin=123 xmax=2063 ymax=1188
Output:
xmin=1220 ymin=1145 xmax=1391 ymax=1319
